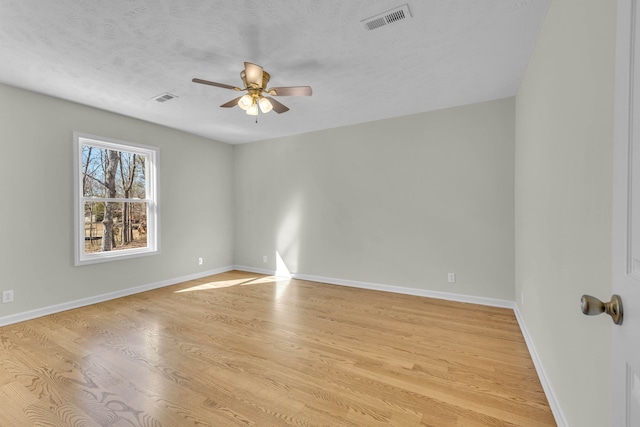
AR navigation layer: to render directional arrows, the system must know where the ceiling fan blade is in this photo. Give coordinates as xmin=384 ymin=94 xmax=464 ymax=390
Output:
xmin=265 ymin=97 xmax=289 ymax=114
xmin=269 ymin=86 xmax=312 ymax=97
xmin=220 ymin=96 xmax=243 ymax=108
xmin=244 ymin=62 xmax=264 ymax=88
xmin=192 ymin=78 xmax=240 ymax=91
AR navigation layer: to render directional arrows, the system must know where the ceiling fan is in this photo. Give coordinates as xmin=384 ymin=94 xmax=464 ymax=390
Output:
xmin=193 ymin=62 xmax=312 ymax=116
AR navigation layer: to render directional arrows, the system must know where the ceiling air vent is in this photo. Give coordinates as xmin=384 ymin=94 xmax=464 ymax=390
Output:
xmin=361 ymin=4 xmax=411 ymax=31
xmin=152 ymin=92 xmax=178 ymax=103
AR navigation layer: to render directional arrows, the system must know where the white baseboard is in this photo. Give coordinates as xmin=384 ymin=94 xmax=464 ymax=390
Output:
xmin=2 ymin=264 xmax=512 ymax=327
xmin=233 ymin=265 xmax=276 ymax=276
xmin=234 ymin=265 xmax=515 ymax=308
xmin=0 ymin=265 xmax=235 ymax=327
xmin=294 ymin=272 xmax=516 ymax=308
xmin=514 ymin=306 xmax=568 ymax=427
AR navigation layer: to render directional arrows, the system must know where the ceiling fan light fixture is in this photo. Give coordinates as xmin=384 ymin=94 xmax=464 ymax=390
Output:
xmin=246 ymin=102 xmax=259 ymax=116
xmin=238 ymin=94 xmax=253 ymax=111
xmin=258 ymin=97 xmax=273 ymax=113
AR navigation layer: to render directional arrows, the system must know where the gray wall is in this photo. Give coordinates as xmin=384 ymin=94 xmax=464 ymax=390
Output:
xmin=515 ymin=0 xmax=616 ymax=425
xmin=0 ymin=83 xmax=235 ymax=318
xmin=234 ymin=98 xmax=516 ymax=301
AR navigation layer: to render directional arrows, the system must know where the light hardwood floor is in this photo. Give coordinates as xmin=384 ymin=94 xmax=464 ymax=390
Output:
xmin=0 ymin=270 xmax=555 ymax=426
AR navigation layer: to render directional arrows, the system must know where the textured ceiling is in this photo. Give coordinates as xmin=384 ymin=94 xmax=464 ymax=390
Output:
xmin=0 ymin=0 xmax=549 ymax=144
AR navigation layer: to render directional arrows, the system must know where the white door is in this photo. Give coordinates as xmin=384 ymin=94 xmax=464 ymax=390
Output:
xmin=612 ymin=1 xmax=640 ymax=425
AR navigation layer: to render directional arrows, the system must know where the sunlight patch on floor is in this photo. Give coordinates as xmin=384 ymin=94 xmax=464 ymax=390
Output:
xmin=174 ymin=275 xmax=291 ymax=293
xmin=174 ymin=278 xmax=253 ymax=292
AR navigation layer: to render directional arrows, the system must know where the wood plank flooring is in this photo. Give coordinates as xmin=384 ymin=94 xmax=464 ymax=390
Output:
xmin=0 ymin=270 xmax=555 ymax=426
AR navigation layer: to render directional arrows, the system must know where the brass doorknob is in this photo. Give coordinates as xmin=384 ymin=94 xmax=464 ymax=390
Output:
xmin=580 ymin=294 xmax=623 ymax=325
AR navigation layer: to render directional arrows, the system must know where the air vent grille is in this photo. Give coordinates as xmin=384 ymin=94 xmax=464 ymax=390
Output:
xmin=361 ymin=4 xmax=411 ymax=31
xmin=366 ymin=17 xmax=387 ymax=31
xmin=152 ymin=92 xmax=178 ymax=103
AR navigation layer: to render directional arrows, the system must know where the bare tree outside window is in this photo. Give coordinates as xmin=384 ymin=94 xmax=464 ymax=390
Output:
xmin=75 ymin=134 xmax=158 ymax=265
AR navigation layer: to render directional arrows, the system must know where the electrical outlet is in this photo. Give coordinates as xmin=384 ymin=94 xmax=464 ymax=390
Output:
xmin=2 ymin=290 xmax=14 ymax=303
xmin=198 ymin=257 xmax=203 ymax=265
xmin=447 ymin=273 xmax=456 ymax=283
xmin=263 ymin=255 xmax=268 ymax=263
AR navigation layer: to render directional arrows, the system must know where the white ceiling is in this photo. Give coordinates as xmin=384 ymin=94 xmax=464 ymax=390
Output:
xmin=0 ymin=0 xmax=549 ymax=144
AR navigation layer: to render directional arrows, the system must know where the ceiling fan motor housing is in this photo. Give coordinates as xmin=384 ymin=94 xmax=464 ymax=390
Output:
xmin=240 ymin=69 xmax=270 ymax=90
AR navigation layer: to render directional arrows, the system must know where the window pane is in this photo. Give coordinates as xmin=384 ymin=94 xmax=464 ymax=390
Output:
xmin=82 ymin=146 xmax=146 ymax=199
xmin=84 ymin=201 xmax=148 ymax=254
xmin=75 ymin=133 xmax=158 ymax=266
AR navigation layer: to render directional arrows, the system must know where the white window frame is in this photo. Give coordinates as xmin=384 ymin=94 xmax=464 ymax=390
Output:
xmin=73 ymin=132 xmax=159 ymax=266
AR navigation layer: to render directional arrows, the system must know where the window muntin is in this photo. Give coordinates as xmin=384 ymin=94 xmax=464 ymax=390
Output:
xmin=74 ymin=133 xmax=158 ymax=265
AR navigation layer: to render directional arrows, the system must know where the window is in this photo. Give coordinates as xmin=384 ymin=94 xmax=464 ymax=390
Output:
xmin=74 ymin=133 xmax=159 ymax=266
